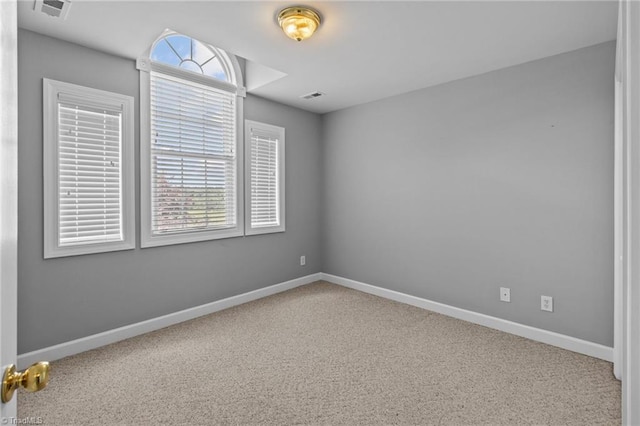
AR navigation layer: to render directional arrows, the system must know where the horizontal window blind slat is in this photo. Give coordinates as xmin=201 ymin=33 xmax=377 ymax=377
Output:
xmin=59 ymin=111 xmax=121 ymax=122
xmin=152 ymin=144 xmax=233 ymax=157
xmin=153 ymin=165 xmax=234 ymax=174
xmin=59 ymin=118 xmax=121 ymax=130
xmin=60 ymin=146 xmax=120 ymax=157
xmin=152 ymin=131 xmax=234 ymax=146
xmin=251 ymin=156 xmax=277 ymax=162
xmin=152 ymin=152 xmax=234 ymax=163
xmin=151 ymin=113 xmax=235 ymax=130
xmin=60 ymin=223 xmax=121 ymax=230
xmin=59 ymin=171 xmax=120 ymax=179
xmin=153 ymin=171 xmax=233 ymax=180
xmin=60 ymin=197 xmax=120 ymax=202
xmin=59 ymin=135 xmax=121 ymax=146
xmin=59 ymin=125 xmax=121 ymax=136
xmin=59 ymin=164 xmax=120 ymax=171
xmin=59 ymin=115 xmax=120 ymax=128
xmin=60 ymin=209 xmax=121 ymax=215
xmin=150 ymin=102 xmax=235 ymax=120
xmin=61 ymin=230 xmax=121 ymax=239
xmin=60 ymin=233 xmax=121 ymax=240
xmin=152 ymin=123 xmax=234 ymax=138
xmin=60 ymin=182 xmax=120 ymax=189
xmin=151 ymin=128 xmax=234 ymax=147
xmin=60 ymin=222 xmax=121 ymax=230
xmin=59 ymin=114 xmax=120 ymax=127
xmin=60 ymin=210 xmax=120 ymax=216
xmin=60 ymin=226 xmax=121 ymax=232
xmin=59 ymin=100 xmax=122 ymax=116
xmin=61 ymin=202 xmax=121 ymax=208
xmin=150 ymin=79 xmax=235 ymax=100
xmin=150 ymin=97 xmax=234 ymax=110
xmin=154 ymin=221 xmax=234 ymax=226
xmin=153 ymin=173 xmax=234 ymax=180
xmin=58 ymin=140 xmax=121 ymax=151
xmin=251 ymin=171 xmax=277 ymax=178
xmin=59 ymin=122 xmax=121 ymax=132
xmin=60 ymin=218 xmax=120 ymax=223
xmin=153 ymin=155 xmax=235 ymax=166
xmin=59 ymin=106 xmax=121 ymax=117
xmin=154 ymin=206 xmax=234 ymax=213
xmin=60 ymin=220 xmax=121 ymax=228
xmin=59 ymin=129 xmax=120 ymax=138
xmin=60 ymin=159 xmax=119 ymax=168
xmin=60 ymin=201 xmax=121 ymax=207
xmin=150 ymin=78 xmax=235 ymax=99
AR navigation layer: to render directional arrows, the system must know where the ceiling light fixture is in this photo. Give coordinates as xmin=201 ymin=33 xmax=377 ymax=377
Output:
xmin=277 ymin=6 xmax=322 ymax=42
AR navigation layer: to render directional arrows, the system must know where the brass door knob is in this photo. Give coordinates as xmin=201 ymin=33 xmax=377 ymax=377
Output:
xmin=1 ymin=362 xmax=50 ymax=403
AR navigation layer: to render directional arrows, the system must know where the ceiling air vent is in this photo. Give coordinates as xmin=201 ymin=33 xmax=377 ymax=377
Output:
xmin=34 ymin=0 xmax=72 ymax=19
xmin=300 ymin=91 xmax=324 ymax=100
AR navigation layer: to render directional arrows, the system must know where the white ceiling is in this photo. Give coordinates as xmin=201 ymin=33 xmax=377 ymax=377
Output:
xmin=17 ymin=1 xmax=618 ymax=114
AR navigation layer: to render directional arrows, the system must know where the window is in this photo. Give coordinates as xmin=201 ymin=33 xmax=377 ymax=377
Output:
xmin=245 ymin=121 xmax=285 ymax=235
xmin=139 ymin=31 xmax=245 ymax=247
xmin=43 ymin=79 xmax=135 ymax=258
xmin=150 ymin=33 xmax=232 ymax=81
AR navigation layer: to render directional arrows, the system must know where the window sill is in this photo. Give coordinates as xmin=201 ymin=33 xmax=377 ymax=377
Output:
xmin=44 ymin=240 xmax=135 ymax=259
xmin=141 ymin=227 xmax=244 ymax=248
xmin=245 ymin=225 xmax=286 ymax=236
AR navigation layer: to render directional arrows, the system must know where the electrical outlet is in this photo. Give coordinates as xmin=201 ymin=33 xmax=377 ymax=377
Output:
xmin=541 ymin=295 xmax=553 ymax=312
xmin=500 ymin=287 xmax=511 ymax=302
xmin=300 ymin=255 xmax=306 ymax=266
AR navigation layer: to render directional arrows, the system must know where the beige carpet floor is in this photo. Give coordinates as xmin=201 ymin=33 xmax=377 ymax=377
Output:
xmin=18 ymin=281 xmax=620 ymax=425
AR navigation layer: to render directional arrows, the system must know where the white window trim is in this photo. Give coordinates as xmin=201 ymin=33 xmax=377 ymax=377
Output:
xmin=139 ymin=58 xmax=246 ymax=248
xmin=244 ymin=120 xmax=286 ymax=236
xmin=43 ymin=78 xmax=135 ymax=258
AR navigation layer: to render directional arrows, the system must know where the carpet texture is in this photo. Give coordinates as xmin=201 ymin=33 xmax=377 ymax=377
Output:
xmin=18 ymin=281 xmax=620 ymax=425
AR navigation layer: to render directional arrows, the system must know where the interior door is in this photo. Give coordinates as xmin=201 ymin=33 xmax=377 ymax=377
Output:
xmin=0 ymin=0 xmax=19 ymax=421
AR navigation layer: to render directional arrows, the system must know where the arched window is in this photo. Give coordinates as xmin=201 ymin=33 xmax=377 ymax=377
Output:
xmin=138 ymin=31 xmax=245 ymax=247
xmin=150 ymin=33 xmax=235 ymax=83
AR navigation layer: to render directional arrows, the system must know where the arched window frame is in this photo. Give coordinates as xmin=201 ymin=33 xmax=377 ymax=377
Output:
xmin=149 ymin=33 xmax=237 ymax=83
xmin=137 ymin=30 xmax=247 ymax=247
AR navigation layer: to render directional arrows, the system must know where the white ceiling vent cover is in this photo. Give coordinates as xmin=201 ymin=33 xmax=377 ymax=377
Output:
xmin=300 ymin=91 xmax=324 ymax=100
xmin=34 ymin=0 xmax=72 ymax=19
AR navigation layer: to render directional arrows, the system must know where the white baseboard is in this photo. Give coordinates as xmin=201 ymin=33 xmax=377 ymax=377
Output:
xmin=18 ymin=273 xmax=322 ymax=369
xmin=19 ymin=271 xmax=613 ymax=368
xmin=321 ymin=273 xmax=613 ymax=362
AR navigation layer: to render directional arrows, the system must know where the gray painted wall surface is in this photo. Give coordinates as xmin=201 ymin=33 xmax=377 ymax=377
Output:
xmin=321 ymin=42 xmax=615 ymax=346
xmin=17 ymin=30 xmax=322 ymax=353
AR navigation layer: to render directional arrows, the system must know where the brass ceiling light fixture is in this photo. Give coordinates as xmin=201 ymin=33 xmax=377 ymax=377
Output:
xmin=277 ymin=6 xmax=322 ymax=42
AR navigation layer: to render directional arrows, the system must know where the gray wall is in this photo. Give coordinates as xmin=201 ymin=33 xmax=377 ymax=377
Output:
xmin=321 ymin=41 xmax=615 ymax=346
xmin=17 ymin=30 xmax=322 ymax=354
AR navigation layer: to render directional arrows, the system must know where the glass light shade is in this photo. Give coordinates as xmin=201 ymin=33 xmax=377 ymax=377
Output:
xmin=278 ymin=7 xmax=321 ymax=42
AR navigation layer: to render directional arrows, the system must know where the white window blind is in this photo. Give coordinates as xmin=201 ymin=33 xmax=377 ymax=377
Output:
xmin=245 ymin=121 xmax=285 ymax=235
xmin=150 ymin=71 xmax=237 ymax=235
xmin=250 ymin=129 xmax=279 ymax=227
xmin=58 ymin=102 xmax=123 ymax=245
xmin=43 ymin=79 xmax=135 ymax=258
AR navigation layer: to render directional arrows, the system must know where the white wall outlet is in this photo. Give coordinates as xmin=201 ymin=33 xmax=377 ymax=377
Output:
xmin=300 ymin=255 xmax=306 ymax=266
xmin=541 ymin=295 xmax=553 ymax=312
xmin=500 ymin=287 xmax=511 ymax=302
